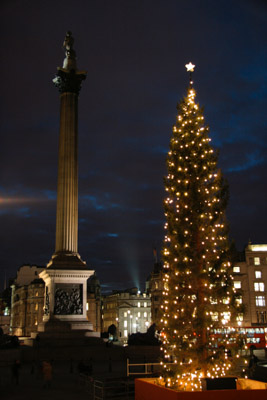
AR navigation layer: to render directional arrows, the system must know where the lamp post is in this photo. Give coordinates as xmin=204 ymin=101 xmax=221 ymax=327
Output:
xmin=130 ymin=315 xmax=133 ymax=335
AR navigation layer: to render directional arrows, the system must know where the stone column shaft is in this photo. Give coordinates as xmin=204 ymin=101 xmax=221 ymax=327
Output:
xmin=55 ymin=92 xmax=78 ymax=254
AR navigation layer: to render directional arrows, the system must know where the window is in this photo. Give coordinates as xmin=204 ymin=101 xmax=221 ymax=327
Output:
xmin=144 ymin=312 xmax=147 ymax=318
xmin=256 ymin=296 xmax=266 ymax=306
xmin=124 ymin=320 xmax=127 ymax=328
xmin=4 ymin=307 xmax=9 ymax=316
xmin=211 ymin=312 xmax=218 ymax=321
xmin=255 ymin=271 xmax=262 ymax=279
xmin=233 ymin=266 xmax=240 ymax=273
xmin=138 ymin=312 xmax=141 ymax=317
xmin=86 ymin=303 xmax=89 ymax=311
xmin=144 ymin=302 xmax=147 ymax=308
xmin=35 ymin=303 xmax=38 ymax=311
xmin=257 ymin=311 xmax=267 ymax=324
xmin=235 ymin=296 xmax=242 ymax=305
xmin=222 ymin=312 xmax=231 ymax=322
xmin=124 ymin=330 xmax=128 ymax=337
xmin=124 ymin=312 xmax=127 ymax=317
xmin=223 ymin=298 xmax=230 ymax=304
xmin=236 ymin=313 xmax=243 ymax=322
xmin=137 ymin=302 xmax=141 ymax=308
xmin=234 ymin=281 xmax=241 ymax=289
xmin=254 ymin=282 xmax=265 ymax=292
xmin=254 ymin=257 xmax=260 ymax=265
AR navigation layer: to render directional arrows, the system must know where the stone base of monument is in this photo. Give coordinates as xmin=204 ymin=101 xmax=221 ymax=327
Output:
xmin=33 ymin=319 xmax=101 ymax=346
xmin=38 ymin=319 xmax=93 ymax=333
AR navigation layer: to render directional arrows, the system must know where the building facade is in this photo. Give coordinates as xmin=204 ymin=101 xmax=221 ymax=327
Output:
xmin=102 ymin=287 xmax=151 ymax=343
xmin=87 ymin=273 xmax=102 ymax=333
xmin=10 ymin=265 xmax=45 ymax=336
xmin=10 ymin=265 xmax=101 ymax=336
xmin=146 ymin=261 xmax=164 ymax=325
xmin=233 ymin=243 xmax=267 ymax=326
xmin=0 ymin=287 xmax=11 ymax=334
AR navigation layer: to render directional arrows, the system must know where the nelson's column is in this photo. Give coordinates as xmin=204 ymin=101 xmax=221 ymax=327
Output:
xmin=38 ymin=32 xmax=96 ymax=337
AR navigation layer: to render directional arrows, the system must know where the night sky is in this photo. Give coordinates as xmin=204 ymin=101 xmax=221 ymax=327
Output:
xmin=1 ymin=0 xmax=266 ymax=293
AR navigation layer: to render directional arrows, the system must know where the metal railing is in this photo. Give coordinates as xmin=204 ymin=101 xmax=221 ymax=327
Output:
xmin=79 ymin=375 xmax=134 ymax=400
xmin=126 ymin=359 xmax=163 ymax=377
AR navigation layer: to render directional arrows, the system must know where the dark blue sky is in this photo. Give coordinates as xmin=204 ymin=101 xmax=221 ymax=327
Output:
xmin=1 ymin=0 xmax=266 ymax=293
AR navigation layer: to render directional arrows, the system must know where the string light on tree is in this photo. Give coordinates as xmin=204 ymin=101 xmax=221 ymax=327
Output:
xmin=159 ymin=63 xmax=246 ymax=391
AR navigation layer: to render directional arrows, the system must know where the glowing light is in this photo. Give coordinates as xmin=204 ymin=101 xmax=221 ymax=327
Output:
xmin=185 ymin=62 xmax=195 ymax=72
xmin=249 ymin=244 xmax=267 ymax=252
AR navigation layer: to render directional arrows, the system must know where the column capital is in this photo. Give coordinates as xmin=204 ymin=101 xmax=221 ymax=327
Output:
xmin=53 ymin=68 xmax=86 ymax=95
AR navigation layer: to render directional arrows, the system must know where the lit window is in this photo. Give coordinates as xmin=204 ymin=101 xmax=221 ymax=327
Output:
xmin=144 ymin=312 xmax=147 ymax=318
xmin=236 ymin=313 xmax=243 ymax=322
xmin=4 ymin=307 xmax=9 ymax=316
xmin=143 ymin=293 xmax=146 ymax=298
xmin=255 ymin=271 xmax=262 ymax=279
xmin=222 ymin=312 xmax=231 ymax=322
xmin=256 ymin=296 xmax=266 ymax=306
xmin=210 ymin=297 xmax=217 ymax=304
xmin=124 ymin=312 xmax=127 ymax=317
xmin=233 ymin=266 xmax=240 ymax=273
xmin=234 ymin=281 xmax=241 ymax=289
xmin=254 ymin=282 xmax=265 ymax=292
xmin=254 ymin=257 xmax=260 ymax=265
xmin=223 ymin=298 xmax=230 ymax=304
xmin=236 ymin=296 xmax=242 ymax=305
xmin=144 ymin=302 xmax=147 ymax=308
xmin=138 ymin=312 xmax=141 ymax=317
xmin=124 ymin=330 xmax=128 ymax=337
xmin=86 ymin=303 xmax=89 ymax=311
xmin=35 ymin=291 xmax=38 ymax=297
xmin=211 ymin=312 xmax=218 ymax=321
xmin=137 ymin=302 xmax=141 ymax=308
xmin=35 ymin=303 xmax=38 ymax=311
xmin=124 ymin=320 xmax=127 ymax=328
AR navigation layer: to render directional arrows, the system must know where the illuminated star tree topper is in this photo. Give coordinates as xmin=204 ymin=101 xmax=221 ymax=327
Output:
xmin=185 ymin=62 xmax=195 ymax=87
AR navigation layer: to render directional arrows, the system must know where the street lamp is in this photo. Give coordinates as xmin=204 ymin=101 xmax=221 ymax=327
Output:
xmin=130 ymin=315 xmax=133 ymax=334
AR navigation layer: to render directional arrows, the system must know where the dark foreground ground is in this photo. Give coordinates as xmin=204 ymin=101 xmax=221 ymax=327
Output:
xmin=0 ymin=346 xmax=266 ymax=400
xmin=1 ymin=360 xmax=94 ymax=400
xmin=0 ymin=342 xmax=158 ymax=400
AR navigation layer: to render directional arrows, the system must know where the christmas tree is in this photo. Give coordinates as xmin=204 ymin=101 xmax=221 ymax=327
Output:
xmin=160 ymin=63 xmax=245 ymax=390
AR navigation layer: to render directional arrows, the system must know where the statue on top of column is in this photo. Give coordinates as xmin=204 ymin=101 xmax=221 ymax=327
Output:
xmin=63 ymin=31 xmax=77 ymax=71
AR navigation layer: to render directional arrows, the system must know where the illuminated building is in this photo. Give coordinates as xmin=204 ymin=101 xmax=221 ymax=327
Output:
xmin=232 ymin=242 xmax=267 ymax=326
xmin=10 ymin=265 xmax=44 ymax=336
xmin=102 ymin=287 xmax=151 ymax=343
